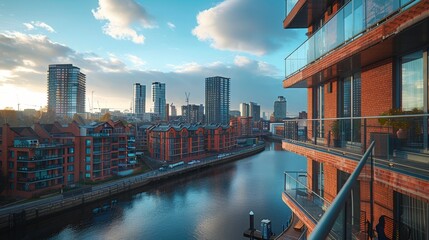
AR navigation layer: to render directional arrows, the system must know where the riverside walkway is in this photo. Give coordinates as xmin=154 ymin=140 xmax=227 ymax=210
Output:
xmin=0 ymin=143 xmax=265 ymax=231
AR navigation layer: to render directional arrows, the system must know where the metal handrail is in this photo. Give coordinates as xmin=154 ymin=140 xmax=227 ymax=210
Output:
xmin=309 ymin=141 xmax=375 ymax=240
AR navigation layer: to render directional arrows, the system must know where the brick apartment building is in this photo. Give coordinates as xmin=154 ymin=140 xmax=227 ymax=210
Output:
xmin=147 ymin=124 xmax=235 ymax=162
xmin=282 ymin=0 xmax=429 ymax=239
xmin=230 ymin=116 xmax=253 ymax=137
xmin=0 ymin=120 xmax=135 ymax=198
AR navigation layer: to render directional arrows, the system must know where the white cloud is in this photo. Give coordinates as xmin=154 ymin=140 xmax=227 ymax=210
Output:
xmin=167 ymin=22 xmax=176 ymax=30
xmin=23 ymin=23 xmax=34 ymax=30
xmin=126 ymin=54 xmax=146 ymax=68
xmin=92 ymin=0 xmax=156 ymax=44
xmin=192 ymin=0 xmax=296 ymax=55
xmin=234 ymin=55 xmax=251 ymax=67
xmin=23 ymin=21 xmax=55 ymax=32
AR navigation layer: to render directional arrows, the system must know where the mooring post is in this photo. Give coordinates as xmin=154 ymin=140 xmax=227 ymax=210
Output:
xmin=249 ymin=211 xmax=255 ymax=240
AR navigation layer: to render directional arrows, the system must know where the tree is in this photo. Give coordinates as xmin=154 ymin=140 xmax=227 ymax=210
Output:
xmin=100 ymin=112 xmax=111 ymax=122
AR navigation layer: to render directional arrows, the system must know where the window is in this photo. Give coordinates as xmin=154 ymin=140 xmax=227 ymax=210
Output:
xmin=339 ymin=72 xmax=361 ymax=143
xmin=9 ymin=151 xmax=14 ymax=158
xmin=68 ymin=147 xmax=74 ymax=154
xmin=67 ymin=156 xmax=74 ymax=163
xmin=86 ymin=156 xmax=91 ymax=162
xmin=8 ymin=172 xmax=14 ymax=180
xmin=67 ymin=165 xmax=74 ymax=172
xmin=85 ymin=173 xmax=91 ymax=179
xmin=8 ymin=161 xmax=14 ymax=169
xmin=86 ymin=139 xmax=91 ymax=146
xmin=67 ymin=174 xmax=74 ymax=183
xmin=86 ymin=165 xmax=90 ymax=171
xmin=395 ymin=192 xmax=429 ymax=240
xmin=401 ymin=51 xmax=424 ymax=111
xmin=86 ymin=148 xmax=91 ymax=154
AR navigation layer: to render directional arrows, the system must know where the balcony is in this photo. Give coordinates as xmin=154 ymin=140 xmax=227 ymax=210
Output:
xmin=283 ymin=172 xmax=330 ymax=226
xmin=17 ymin=174 xmax=63 ymax=183
xmin=284 ymin=0 xmax=420 ymax=79
xmin=17 ymin=165 xmax=62 ymax=172
xmin=283 ymin=114 xmax=429 ymax=179
xmin=17 ymin=155 xmax=63 ymax=162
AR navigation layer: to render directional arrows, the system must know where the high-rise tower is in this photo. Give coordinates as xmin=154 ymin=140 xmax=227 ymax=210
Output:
xmin=151 ymin=82 xmax=166 ymax=120
xmin=205 ymin=76 xmax=230 ymax=124
xmin=133 ymin=83 xmax=146 ymax=115
xmin=47 ymin=64 xmax=86 ymax=118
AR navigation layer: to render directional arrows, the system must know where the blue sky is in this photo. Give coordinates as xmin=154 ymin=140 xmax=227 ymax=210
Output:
xmin=0 ymin=0 xmax=307 ymax=116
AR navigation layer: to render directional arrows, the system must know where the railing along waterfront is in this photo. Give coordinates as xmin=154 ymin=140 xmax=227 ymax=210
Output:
xmin=283 ymin=114 xmax=429 ymax=179
xmin=309 ymin=141 xmax=375 ymax=240
xmin=284 ymin=0 xmax=420 ymax=78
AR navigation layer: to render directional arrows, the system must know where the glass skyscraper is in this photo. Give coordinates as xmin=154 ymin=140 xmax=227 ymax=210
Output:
xmin=47 ymin=64 xmax=86 ymax=118
xmin=133 ymin=83 xmax=146 ymax=115
xmin=205 ymin=76 xmax=230 ymax=124
xmin=151 ymin=82 xmax=166 ymax=120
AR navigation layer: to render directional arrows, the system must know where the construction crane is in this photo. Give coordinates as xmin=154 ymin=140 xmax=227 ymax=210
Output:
xmin=185 ymin=92 xmax=190 ymax=105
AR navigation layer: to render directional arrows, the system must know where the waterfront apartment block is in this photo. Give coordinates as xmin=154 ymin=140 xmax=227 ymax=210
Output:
xmin=282 ymin=0 xmax=429 ymax=239
xmin=230 ymin=116 xmax=253 ymax=137
xmin=47 ymin=64 xmax=86 ymax=118
xmin=147 ymin=124 xmax=235 ymax=162
xmin=0 ymin=120 xmax=136 ymax=199
xmin=151 ymin=82 xmax=166 ymax=121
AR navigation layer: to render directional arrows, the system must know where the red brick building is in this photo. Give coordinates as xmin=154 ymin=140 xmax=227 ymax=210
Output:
xmin=282 ymin=0 xmax=429 ymax=239
xmin=230 ymin=116 xmax=253 ymax=137
xmin=148 ymin=124 xmax=235 ymax=163
xmin=0 ymin=120 xmax=135 ymax=198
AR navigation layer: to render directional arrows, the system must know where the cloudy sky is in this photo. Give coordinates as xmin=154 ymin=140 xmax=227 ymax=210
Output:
xmin=0 ymin=0 xmax=307 ymax=116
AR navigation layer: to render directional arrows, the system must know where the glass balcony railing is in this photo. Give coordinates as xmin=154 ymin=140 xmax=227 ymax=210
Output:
xmin=283 ymin=114 xmax=429 ymax=179
xmin=285 ymin=0 xmax=298 ymax=16
xmin=284 ymin=171 xmax=331 ymax=224
xmin=285 ymin=0 xmax=420 ymax=78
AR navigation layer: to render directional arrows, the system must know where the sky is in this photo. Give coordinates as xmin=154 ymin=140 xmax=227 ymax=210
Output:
xmin=0 ymin=0 xmax=307 ymax=116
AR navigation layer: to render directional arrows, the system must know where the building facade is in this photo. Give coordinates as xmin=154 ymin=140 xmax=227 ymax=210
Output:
xmin=281 ymin=0 xmax=429 ymax=239
xmin=182 ymin=104 xmax=204 ymax=124
xmin=205 ymin=76 xmax=230 ymax=124
xmin=151 ymin=82 xmax=166 ymax=120
xmin=240 ymin=103 xmax=249 ymax=117
xmin=249 ymin=102 xmax=261 ymax=121
xmin=273 ymin=96 xmax=287 ymax=121
xmin=47 ymin=64 xmax=86 ymax=118
xmin=133 ymin=83 xmax=146 ymax=116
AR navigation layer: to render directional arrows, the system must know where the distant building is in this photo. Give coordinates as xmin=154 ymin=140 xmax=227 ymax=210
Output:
xmin=182 ymin=104 xmax=204 ymax=124
xmin=249 ymin=102 xmax=261 ymax=121
xmin=298 ymin=111 xmax=307 ymax=119
xmin=240 ymin=103 xmax=249 ymax=117
xmin=170 ymin=104 xmax=177 ymax=117
xmin=229 ymin=110 xmax=240 ymax=118
xmin=133 ymin=83 xmax=146 ymax=116
xmin=273 ymin=96 xmax=287 ymax=121
xmin=205 ymin=76 xmax=230 ymax=124
xmin=151 ymin=82 xmax=166 ymax=120
xmin=47 ymin=64 xmax=86 ymax=118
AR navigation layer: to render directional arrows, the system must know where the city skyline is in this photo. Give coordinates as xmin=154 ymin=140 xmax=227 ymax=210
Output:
xmin=0 ymin=0 xmax=307 ymax=116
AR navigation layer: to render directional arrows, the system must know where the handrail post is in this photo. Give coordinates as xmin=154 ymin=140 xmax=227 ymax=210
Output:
xmin=370 ymin=147 xmax=374 ymax=239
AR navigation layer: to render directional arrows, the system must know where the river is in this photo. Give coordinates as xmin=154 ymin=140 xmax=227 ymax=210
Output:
xmin=8 ymin=142 xmax=307 ymax=240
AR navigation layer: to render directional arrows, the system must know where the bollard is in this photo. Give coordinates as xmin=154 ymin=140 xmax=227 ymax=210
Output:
xmin=249 ymin=211 xmax=255 ymax=230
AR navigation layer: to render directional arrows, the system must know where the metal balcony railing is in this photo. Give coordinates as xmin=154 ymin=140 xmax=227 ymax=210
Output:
xmin=284 ymin=0 xmax=420 ymax=78
xmin=310 ymin=141 xmax=375 ymax=240
xmin=283 ymin=114 xmax=429 ymax=179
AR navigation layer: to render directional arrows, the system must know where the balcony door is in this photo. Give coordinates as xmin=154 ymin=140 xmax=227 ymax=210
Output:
xmin=339 ymin=73 xmax=362 ymax=145
xmin=313 ymin=84 xmax=325 ymax=141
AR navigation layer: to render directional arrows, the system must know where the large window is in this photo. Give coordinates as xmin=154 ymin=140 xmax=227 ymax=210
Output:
xmin=339 ymin=72 xmax=361 ymax=143
xmin=401 ymin=51 xmax=424 ymax=111
xmin=395 ymin=192 xmax=429 ymax=240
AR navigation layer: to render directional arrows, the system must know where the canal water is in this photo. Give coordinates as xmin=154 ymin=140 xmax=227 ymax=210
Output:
xmin=10 ymin=142 xmax=307 ymax=240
